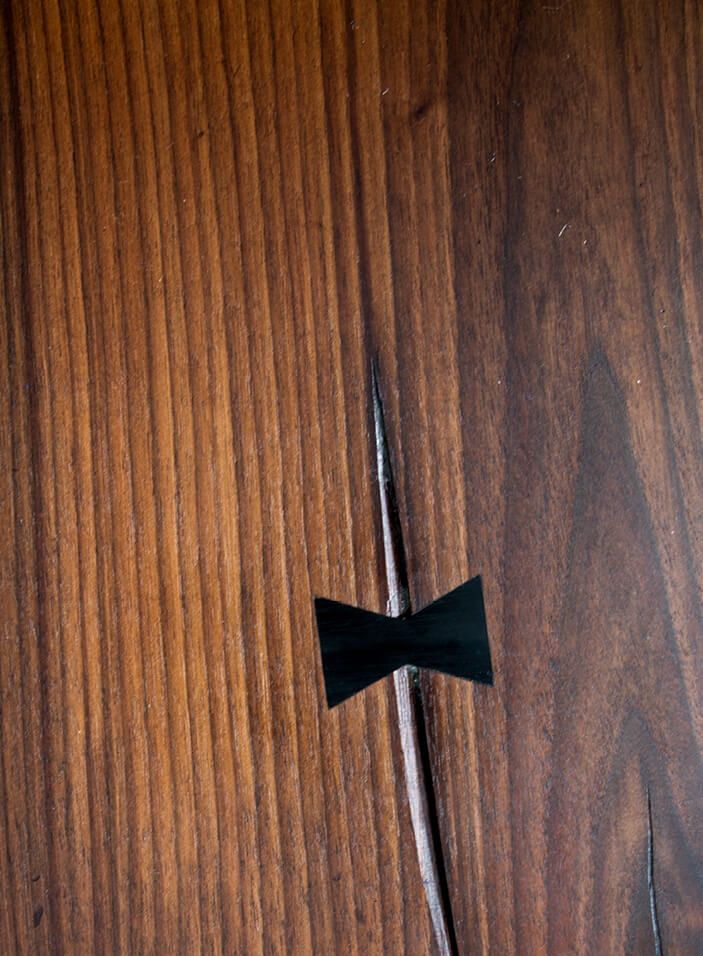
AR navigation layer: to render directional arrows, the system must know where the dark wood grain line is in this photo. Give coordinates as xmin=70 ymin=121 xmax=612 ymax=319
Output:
xmin=238 ymin=6 xmax=318 ymax=951
xmin=1 ymin=7 xmax=52 ymax=950
xmin=342 ymin=0 xmax=393 ymax=379
xmin=501 ymin=6 xmax=590 ymax=948
xmin=56 ymin=5 xmax=121 ymax=948
xmin=433 ymin=1 xmax=519 ymax=948
xmin=99 ymin=1 xmax=173 ymax=947
xmin=69 ymin=3 xmax=144 ymax=947
xmin=219 ymin=35 xmax=288 ymax=947
xmin=184 ymin=8 xmax=256 ymax=935
xmin=0 ymin=743 xmax=17 ymax=947
xmin=0 ymin=302 xmax=15 ymax=952
xmin=248 ymin=5 xmax=340 ymax=948
xmin=120 ymin=6 xmax=205 ymax=942
xmin=261 ymin=4 xmax=372 ymax=951
xmin=0 ymin=120 xmax=25 ymax=945
xmin=141 ymin=5 xmax=227 ymax=949
xmin=116 ymin=6 xmax=181 ymax=950
xmin=29 ymin=15 xmax=85 ymax=941
xmin=41 ymin=1 xmax=114 ymax=947
xmin=218 ymin=4 xmax=313 ymax=951
xmin=616 ymin=0 xmax=703 ymax=746
xmin=11 ymin=0 xmax=82 ymax=945
xmin=615 ymin=0 xmax=703 ymax=780
xmin=199 ymin=1 xmax=272 ymax=948
xmin=161 ymin=2 xmax=257 ymax=947
xmin=375 ymin=0 xmax=445 ymax=607
xmin=138 ymin=8 xmax=215 ymax=941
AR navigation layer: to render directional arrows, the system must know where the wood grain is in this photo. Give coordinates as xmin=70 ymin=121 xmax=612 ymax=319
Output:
xmin=1 ymin=0 xmax=702 ymax=952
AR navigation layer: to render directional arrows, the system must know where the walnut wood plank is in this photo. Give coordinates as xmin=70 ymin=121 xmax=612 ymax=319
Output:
xmin=0 ymin=0 xmax=435 ymax=951
xmin=1 ymin=0 xmax=702 ymax=953
xmin=392 ymin=0 xmax=703 ymax=952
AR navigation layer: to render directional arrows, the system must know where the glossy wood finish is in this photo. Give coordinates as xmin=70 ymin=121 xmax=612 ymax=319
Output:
xmin=1 ymin=0 xmax=702 ymax=952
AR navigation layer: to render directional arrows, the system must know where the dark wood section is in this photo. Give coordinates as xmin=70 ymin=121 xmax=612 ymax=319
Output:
xmin=1 ymin=0 xmax=701 ymax=952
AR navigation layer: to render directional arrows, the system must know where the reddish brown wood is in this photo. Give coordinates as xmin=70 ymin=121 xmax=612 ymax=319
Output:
xmin=1 ymin=0 xmax=702 ymax=952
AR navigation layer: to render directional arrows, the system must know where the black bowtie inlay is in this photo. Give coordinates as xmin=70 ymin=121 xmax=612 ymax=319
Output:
xmin=315 ymin=576 xmax=493 ymax=707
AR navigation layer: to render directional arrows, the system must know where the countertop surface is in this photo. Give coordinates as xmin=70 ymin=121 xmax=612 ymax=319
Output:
xmin=1 ymin=0 xmax=702 ymax=951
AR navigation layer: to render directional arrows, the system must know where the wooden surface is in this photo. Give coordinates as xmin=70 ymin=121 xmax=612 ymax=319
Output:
xmin=1 ymin=0 xmax=702 ymax=952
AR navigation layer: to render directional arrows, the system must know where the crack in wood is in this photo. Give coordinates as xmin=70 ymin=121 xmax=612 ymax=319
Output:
xmin=647 ymin=789 xmax=663 ymax=956
xmin=372 ymin=362 xmax=459 ymax=956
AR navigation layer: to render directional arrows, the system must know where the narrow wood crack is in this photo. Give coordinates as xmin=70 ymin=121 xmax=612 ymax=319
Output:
xmin=647 ymin=789 xmax=663 ymax=956
xmin=372 ymin=362 xmax=459 ymax=956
